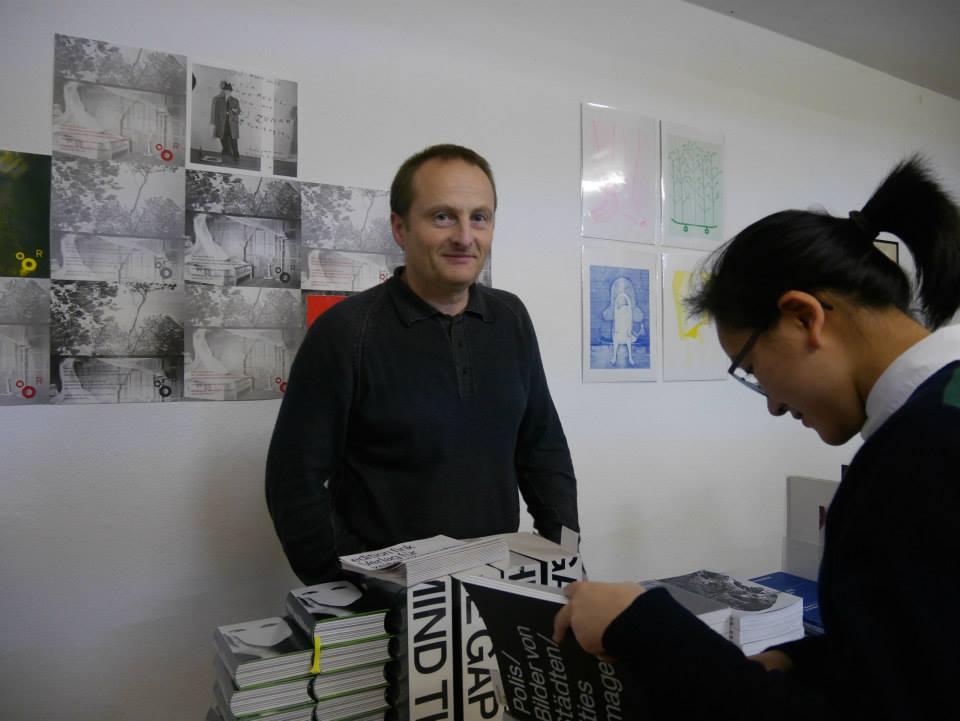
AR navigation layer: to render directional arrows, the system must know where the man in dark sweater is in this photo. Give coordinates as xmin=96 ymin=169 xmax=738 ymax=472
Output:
xmin=266 ymin=144 xmax=579 ymax=584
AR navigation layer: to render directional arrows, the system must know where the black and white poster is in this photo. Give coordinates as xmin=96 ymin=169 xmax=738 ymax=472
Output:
xmin=185 ymin=170 xmax=300 ymax=289
xmin=49 ymin=280 xmax=184 ymax=403
xmin=300 ymin=182 xmax=401 ymax=292
xmin=190 ymin=63 xmax=298 ymax=177
xmin=53 ymin=33 xmax=186 ymax=165
xmin=0 ymin=278 xmax=50 ymax=405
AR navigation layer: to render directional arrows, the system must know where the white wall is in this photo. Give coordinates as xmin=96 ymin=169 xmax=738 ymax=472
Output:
xmin=2 ymin=1 xmax=959 ymax=718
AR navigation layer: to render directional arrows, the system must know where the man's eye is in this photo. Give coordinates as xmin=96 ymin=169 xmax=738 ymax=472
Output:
xmin=471 ymin=213 xmax=489 ymax=225
xmin=434 ymin=213 xmax=453 ymax=225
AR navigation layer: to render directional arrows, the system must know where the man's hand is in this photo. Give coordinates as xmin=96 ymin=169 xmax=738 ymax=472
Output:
xmin=552 ymin=581 xmax=645 ymax=658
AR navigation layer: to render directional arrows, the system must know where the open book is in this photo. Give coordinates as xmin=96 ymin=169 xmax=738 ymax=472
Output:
xmin=458 ymin=575 xmax=647 ymax=720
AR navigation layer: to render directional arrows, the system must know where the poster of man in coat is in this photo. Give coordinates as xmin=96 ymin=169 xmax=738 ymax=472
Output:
xmin=189 ymin=63 xmax=298 ymax=177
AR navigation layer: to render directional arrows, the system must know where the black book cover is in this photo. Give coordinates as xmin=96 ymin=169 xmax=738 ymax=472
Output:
xmin=461 ymin=577 xmax=647 ymax=721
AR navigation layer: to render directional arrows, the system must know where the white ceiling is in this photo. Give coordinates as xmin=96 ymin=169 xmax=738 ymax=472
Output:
xmin=684 ymin=0 xmax=960 ymax=100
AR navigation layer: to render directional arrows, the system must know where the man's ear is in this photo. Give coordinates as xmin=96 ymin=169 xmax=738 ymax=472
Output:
xmin=777 ymin=290 xmax=826 ymax=349
xmin=390 ymin=212 xmax=406 ymax=251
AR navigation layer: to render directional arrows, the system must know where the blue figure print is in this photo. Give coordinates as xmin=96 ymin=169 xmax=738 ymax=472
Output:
xmin=589 ymin=265 xmax=650 ymax=369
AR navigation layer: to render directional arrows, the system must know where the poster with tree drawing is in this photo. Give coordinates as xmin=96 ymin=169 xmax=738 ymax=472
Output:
xmin=661 ymin=124 xmax=724 ymax=250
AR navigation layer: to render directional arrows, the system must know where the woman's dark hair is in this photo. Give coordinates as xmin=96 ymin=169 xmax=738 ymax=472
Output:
xmin=688 ymin=155 xmax=960 ymax=330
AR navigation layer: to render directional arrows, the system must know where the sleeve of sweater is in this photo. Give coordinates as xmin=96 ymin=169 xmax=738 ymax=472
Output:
xmin=602 ymin=588 xmax=832 ymax=720
xmin=512 ymin=299 xmax=580 ymax=543
xmin=264 ymin=304 xmax=364 ymax=584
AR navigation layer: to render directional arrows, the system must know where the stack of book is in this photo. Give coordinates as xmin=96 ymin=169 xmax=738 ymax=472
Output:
xmin=341 ymin=531 xmax=581 ymax=721
xmin=209 ymin=579 xmax=402 ymax=721
xmin=640 ymin=579 xmax=732 ymax=636
xmin=750 ymin=571 xmax=823 ymax=636
xmin=655 ymin=569 xmax=804 ymax=654
xmin=339 ymin=534 xmax=509 ymax=586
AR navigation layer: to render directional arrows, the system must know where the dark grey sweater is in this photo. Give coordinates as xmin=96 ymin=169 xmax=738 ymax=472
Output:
xmin=266 ymin=269 xmax=579 ymax=584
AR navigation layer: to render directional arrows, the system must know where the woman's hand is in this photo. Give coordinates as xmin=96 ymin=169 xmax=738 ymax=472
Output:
xmin=748 ymin=650 xmax=794 ymax=673
xmin=552 ymin=581 xmax=645 ymax=658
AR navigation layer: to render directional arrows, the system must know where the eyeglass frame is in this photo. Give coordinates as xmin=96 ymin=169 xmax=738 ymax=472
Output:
xmin=727 ymin=298 xmax=834 ymax=396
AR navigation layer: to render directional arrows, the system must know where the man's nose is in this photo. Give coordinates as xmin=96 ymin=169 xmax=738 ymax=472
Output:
xmin=451 ymin=217 xmax=472 ymax=245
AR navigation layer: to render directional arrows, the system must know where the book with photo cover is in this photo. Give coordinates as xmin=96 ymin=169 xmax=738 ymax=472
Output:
xmin=214 ymin=616 xmax=392 ymax=689
xmin=214 ymin=654 xmax=388 ymax=718
xmin=285 ymin=579 xmax=401 ymax=648
xmin=638 ymin=579 xmax=732 ymax=636
xmin=656 ymin=569 xmax=804 ymax=654
xmin=459 ymin=575 xmax=647 ymax=721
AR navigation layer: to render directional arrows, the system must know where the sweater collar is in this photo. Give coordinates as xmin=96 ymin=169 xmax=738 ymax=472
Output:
xmin=861 ymin=323 xmax=960 ymax=440
xmin=388 ymin=266 xmax=493 ymax=326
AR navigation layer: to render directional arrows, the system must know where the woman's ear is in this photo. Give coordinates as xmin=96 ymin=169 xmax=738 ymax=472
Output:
xmin=776 ymin=290 xmax=827 ymax=349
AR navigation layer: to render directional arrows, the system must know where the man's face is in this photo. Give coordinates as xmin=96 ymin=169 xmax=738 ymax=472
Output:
xmin=391 ymin=158 xmax=494 ymax=298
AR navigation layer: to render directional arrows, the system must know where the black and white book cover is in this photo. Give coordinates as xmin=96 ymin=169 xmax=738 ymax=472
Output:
xmin=452 ymin=567 xmax=504 ymax=721
xmin=460 ymin=575 xmax=647 ymax=721
xmin=487 ymin=532 xmax=583 ymax=588
xmin=406 ymin=577 xmax=455 ymax=721
xmin=285 ymin=580 xmax=395 ymax=650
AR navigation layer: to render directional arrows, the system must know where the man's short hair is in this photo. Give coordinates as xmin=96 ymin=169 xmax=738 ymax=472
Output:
xmin=390 ymin=144 xmax=497 ymax=219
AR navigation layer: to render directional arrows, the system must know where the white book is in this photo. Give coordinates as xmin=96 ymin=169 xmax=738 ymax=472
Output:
xmin=485 ymin=532 xmax=582 ymax=588
xmin=340 ymin=535 xmax=508 ymax=587
xmin=655 ymin=569 xmax=803 ymax=648
xmin=406 ymin=576 xmax=455 ymax=721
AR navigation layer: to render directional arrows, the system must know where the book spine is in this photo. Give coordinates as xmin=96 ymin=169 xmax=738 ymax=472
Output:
xmin=406 ymin=577 xmax=455 ymax=721
xmin=453 ymin=575 xmax=504 ymax=721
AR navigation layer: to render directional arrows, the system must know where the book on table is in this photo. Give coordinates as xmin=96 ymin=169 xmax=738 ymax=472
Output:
xmin=749 ymin=571 xmax=823 ymax=636
xmin=285 ymin=579 xmax=401 ymax=647
xmin=457 ymin=574 xmax=647 ymax=721
xmin=212 ymin=681 xmax=390 ymax=721
xmin=655 ymin=569 xmax=804 ymax=654
xmin=339 ymin=534 xmax=508 ymax=587
xmin=214 ymin=615 xmax=392 ymax=689
xmin=214 ymin=654 xmax=389 ymax=718
xmin=638 ymin=579 xmax=732 ymax=636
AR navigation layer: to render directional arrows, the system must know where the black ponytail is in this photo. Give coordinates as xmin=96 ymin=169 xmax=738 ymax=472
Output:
xmin=688 ymin=155 xmax=960 ymax=330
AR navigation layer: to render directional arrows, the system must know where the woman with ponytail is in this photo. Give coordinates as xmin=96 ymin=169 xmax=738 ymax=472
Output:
xmin=553 ymin=156 xmax=960 ymax=719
